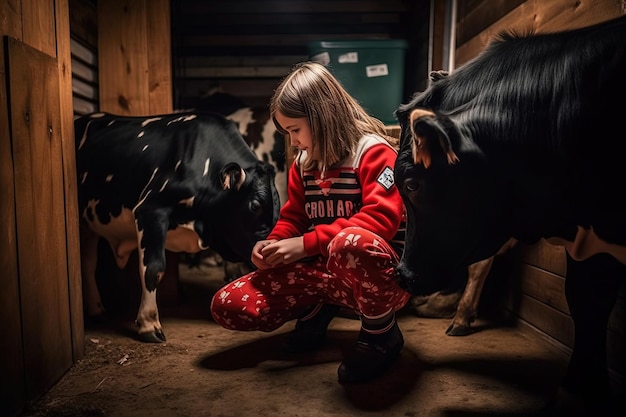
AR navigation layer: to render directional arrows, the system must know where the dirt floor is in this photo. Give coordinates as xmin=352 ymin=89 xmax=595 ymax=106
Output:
xmin=19 ymin=262 xmax=609 ymax=417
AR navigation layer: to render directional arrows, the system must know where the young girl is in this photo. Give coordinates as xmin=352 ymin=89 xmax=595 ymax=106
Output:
xmin=210 ymin=61 xmax=410 ymax=384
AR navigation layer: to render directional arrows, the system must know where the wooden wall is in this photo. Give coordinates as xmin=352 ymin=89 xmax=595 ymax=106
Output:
xmin=450 ymin=0 xmax=626 ymax=387
xmin=0 ymin=1 xmax=81 ymax=416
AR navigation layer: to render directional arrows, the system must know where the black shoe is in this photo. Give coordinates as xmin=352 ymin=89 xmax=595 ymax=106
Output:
xmin=285 ymin=304 xmax=341 ymax=353
xmin=337 ymin=322 xmax=404 ymax=384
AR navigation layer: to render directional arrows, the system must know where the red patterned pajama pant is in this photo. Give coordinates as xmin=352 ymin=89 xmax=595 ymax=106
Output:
xmin=210 ymin=226 xmax=411 ymax=332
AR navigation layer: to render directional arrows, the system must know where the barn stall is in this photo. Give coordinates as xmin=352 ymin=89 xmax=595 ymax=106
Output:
xmin=2 ymin=0 xmax=625 ymax=416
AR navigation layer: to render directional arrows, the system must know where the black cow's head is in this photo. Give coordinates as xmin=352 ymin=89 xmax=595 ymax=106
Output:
xmin=206 ymin=160 xmax=280 ymax=266
xmin=393 ymin=104 xmax=510 ymax=295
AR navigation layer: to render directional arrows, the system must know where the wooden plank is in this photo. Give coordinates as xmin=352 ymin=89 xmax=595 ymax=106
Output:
xmin=514 ymin=292 xmax=575 ymax=347
xmin=7 ymin=36 xmax=73 ymax=402
xmin=69 ymin=0 xmax=97 ymax=50
xmin=516 ymin=263 xmax=569 ymax=314
xmin=98 ymin=0 xmax=150 ymax=115
xmin=56 ymin=0 xmax=85 ymax=363
xmin=0 ymin=0 xmax=21 ymax=39
xmin=0 ymin=35 xmax=25 ymax=417
xmin=21 ymin=0 xmax=56 ymax=56
xmin=519 ymin=239 xmax=566 ymax=276
xmin=71 ymin=76 xmax=97 ymax=99
xmin=182 ymin=55 xmax=308 ymax=68
xmin=147 ymin=0 xmax=172 ymax=114
xmin=455 ymin=0 xmax=525 ymax=45
xmin=174 ymin=11 xmax=403 ymax=31
xmin=70 ymin=57 xmax=97 ymax=83
xmin=182 ymin=66 xmax=293 ymax=79
xmin=175 ymin=0 xmax=408 ymax=15
xmin=73 ymin=95 xmax=97 ymax=116
xmin=455 ymin=0 xmax=625 ymax=67
xmin=181 ymin=33 xmax=398 ymax=48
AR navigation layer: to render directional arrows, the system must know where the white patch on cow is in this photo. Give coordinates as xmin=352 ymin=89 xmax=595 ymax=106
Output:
xmin=228 ymin=108 xmax=254 ymax=136
xmin=83 ymin=203 xmax=208 ymax=273
xmin=167 ymin=114 xmax=197 ymax=125
xmin=141 ymin=117 xmax=162 ymax=127
xmin=179 ymin=196 xmax=194 ymax=207
xmin=167 ymin=222 xmax=208 ymax=252
xmin=83 ymin=202 xmax=137 ymax=268
xmin=203 ymin=158 xmax=210 ymax=177
xmin=137 ymin=168 xmax=159 ymax=207
xmin=142 ymin=144 xmax=149 ymax=152
xmin=106 ymin=174 xmax=113 ymax=182
xmin=226 ymin=107 xmax=288 ymax=205
xmin=138 ymin=131 xmax=145 ymax=138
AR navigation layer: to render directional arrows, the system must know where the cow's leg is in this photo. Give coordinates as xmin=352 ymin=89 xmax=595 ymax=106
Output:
xmin=446 ymin=256 xmax=494 ymax=336
xmin=80 ymin=224 xmax=105 ymax=317
xmin=134 ymin=209 xmax=169 ymax=343
xmin=552 ymin=253 xmax=623 ymax=416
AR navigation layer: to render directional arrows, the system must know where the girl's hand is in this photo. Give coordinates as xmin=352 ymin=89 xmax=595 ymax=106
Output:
xmin=260 ymin=236 xmax=306 ymax=267
xmin=251 ymin=239 xmax=278 ymax=270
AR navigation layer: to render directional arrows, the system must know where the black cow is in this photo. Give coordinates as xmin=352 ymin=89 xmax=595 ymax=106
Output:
xmin=394 ymin=16 xmax=626 ymax=416
xmin=76 ymin=112 xmax=281 ymax=343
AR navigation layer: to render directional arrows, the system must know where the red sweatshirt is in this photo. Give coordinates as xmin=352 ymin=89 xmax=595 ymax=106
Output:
xmin=267 ymin=134 xmax=405 ymax=258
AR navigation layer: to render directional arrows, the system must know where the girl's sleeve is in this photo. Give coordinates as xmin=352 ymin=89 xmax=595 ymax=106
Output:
xmin=266 ymin=160 xmax=312 ymax=240
xmin=302 ymin=144 xmax=404 ymax=257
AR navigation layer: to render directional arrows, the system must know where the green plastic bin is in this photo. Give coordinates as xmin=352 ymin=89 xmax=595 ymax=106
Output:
xmin=308 ymin=39 xmax=408 ymax=125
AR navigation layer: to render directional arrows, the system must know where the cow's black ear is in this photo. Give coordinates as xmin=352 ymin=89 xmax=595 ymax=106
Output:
xmin=221 ymin=162 xmax=246 ymax=190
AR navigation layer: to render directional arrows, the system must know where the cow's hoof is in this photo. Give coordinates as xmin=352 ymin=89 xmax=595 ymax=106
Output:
xmin=137 ymin=330 xmax=166 ymax=343
xmin=445 ymin=323 xmax=473 ymax=336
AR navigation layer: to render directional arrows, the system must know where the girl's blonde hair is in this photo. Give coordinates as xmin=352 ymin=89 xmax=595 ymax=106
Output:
xmin=270 ymin=61 xmax=398 ymax=173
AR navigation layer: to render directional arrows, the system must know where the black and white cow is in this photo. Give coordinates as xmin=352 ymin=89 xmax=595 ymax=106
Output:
xmin=195 ymin=91 xmax=288 ymax=206
xmin=76 ymin=111 xmax=281 ymax=343
xmin=394 ymin=15 xmax=626 ymax=416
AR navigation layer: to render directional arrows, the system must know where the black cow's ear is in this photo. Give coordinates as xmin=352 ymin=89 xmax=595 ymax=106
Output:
xmin=221 ymin=162 xmax=246 ymax=190
xmin=410 ymin=111 xmax=459 ymax=168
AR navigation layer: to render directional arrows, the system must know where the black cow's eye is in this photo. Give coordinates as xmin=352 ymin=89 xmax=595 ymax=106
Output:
xmin=250 ymin=199 xmax=262 ymax=213
xmin=404 ymin=178 xmax=421 ymax=193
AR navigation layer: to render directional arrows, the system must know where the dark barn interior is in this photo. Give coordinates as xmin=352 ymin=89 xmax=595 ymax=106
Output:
xmin=2 ymin=1 xmax=625 ymax=416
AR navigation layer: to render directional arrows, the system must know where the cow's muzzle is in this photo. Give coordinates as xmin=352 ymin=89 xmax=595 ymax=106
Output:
xmin=394 ymin=262 xmax=424 ymax=295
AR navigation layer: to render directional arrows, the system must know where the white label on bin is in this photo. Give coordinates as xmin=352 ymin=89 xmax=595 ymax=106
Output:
xmin=311 ymin=52 xmax=330 ymax=66
xmin=366 ymin=64 xmax=389 ymax=77
xmin=338 ymin=52 xmax=359 ymax=63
